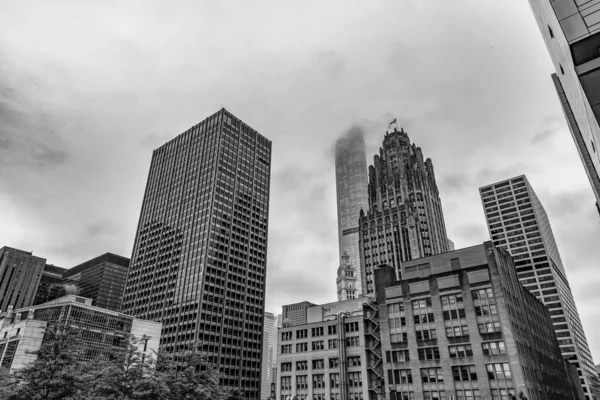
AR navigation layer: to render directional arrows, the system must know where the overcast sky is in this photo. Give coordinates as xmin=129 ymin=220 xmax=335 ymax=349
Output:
xmin=1 ymin=1 xmax=599 ymax=361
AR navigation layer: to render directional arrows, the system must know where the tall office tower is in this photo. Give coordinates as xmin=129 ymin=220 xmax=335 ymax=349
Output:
xmin=61 ymin=253 xmax=129 ymax=312
xmin=33 ymin=264 xmax=66 ymax=305
xmin=527 ymin=1 xmax=600 ymax=215
xmin=480 ymin=175 xmax=598 ymax=399
xmin=0 ymin=247 xmax=46 ymax=312
xmin=282 ymin=301 xmax=317 ymax=327
xmin=261 ymin=312 xmax=277 ymax=400
xmin=271 ymin=313 xmax=282 ymax=393
xmin=335 ymin=127 xmax=368 ymax=300
xmin=358 ymin=127 xmax=449 ymax=295
xmin=121 ymin=108 xmax=271 ymax=400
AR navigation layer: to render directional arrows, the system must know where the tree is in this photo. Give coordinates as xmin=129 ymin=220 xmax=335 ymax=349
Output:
xmin=10 ymin=324 xmax=92 ymax=400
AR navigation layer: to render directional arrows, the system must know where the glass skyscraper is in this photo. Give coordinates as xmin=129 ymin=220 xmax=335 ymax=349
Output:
xmin=335 ymin=127 xmax=368 ymax=300
xmin=121 ymin=108 xmax=271 ymax=399
xmin=527 ymin=0 xmax=600 ymax=216
xmin=480 ymin=175 xmax=598 ymax=399
xmin=358 ymin=127 xmax=449 ymax=295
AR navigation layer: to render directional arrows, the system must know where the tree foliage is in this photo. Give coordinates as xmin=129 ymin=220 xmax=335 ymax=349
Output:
xmin=1 ymin=325 xmax=245 ymax=400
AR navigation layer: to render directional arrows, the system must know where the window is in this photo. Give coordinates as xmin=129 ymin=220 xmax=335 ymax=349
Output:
xmin=348 ymin=356 xmax=361 ymax=367
xmin=420 ymin=367 xmax=443 ymax=383
xmin=387 ymin=349 xmax=410 ymax=363
xmin=449 ymin=344 xmax=473 ymax=358
xmin=388 ymin=302 xmax=407 ymax=343
xmin=478 ymin=321 xmax=502 ymax=334
xmin=474 ymin=304 xmax=498 ymax=316
xmin=296 ymin=342 xmax=308 ymax=352
xmin=389 ymin=369 xmax=412 ymax=384
xmin=348 ymin=372 xmax=362 ymax=387
xmin=329 ymin=358 xmax=339 ymax=368
xmin=416 ymin=329 xmax=437 ymax=341
xmin=296 ymin=375 xmax=308 ymax=390
xmin=417 ymin=347 xmax=440 ymax=361
xmin=312 ymin=327 xmax=324 ymax=337
xmin=346 ymin=336 xmax=360 ymax=347
xmin=281 ymin=362 xmax=292 ymax=372
xmin=281 ymin=376 xmax=292 ymax=391
xmin=491 ymin=389 xmax=516 ymax=400
xmin=328 ymin=325 xmax=337 ymax=335
xmin=412 ymin=298 xmax=432 ymax=309
xmin=313 ymin=374 xmax=325 ymax=388
xmin=482 ymin=341 xmax=506 ymax=356
xmin=456 ymin=390 xmax=481 ymax=400
xmin=330 ymin=373 xmax=340 ymax=388
xmin=452 ymin=365 xmax=478 ymax=381
xmin=414 ymin=313 xmax=435 ymax=324
xmin=281 ymin=345 xmax=292 ymax=354
xmin=486 ymin=363 xmax=512 ymax=381
xmin=281 ymin=331 xmax=292 ymax=341
xmin=296 ymin=361 xmax=308 ymax=370
xmin=328 ymin=339 xmax=338 ymax=349
xmin=472 ymin=288 xmax=494 ymax=300
xmin=312 ymin=359 xmax=324 ymax=370
xmin=296 ymin=329 xmax=307 ymax=339
xmin=312 ymin=341 xmax=324 ymax=351
xmin=445 ymin=325 xmax=469 ymax=338
xmin=345 ymin=322 xmax=359 ymax=332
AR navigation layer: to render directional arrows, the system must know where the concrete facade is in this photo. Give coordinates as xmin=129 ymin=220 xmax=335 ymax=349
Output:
xmin=0 ymin=247 xmax=46 ymax=313
xmin=0 ymin=295 xmax=161 ymax=372
xmin=358 ymin=127 xmax=449 ymax=296
xmin=335 ymin=128 xmax=369 ymax=300
xmin=376 ymin=243 xmax=580 ymax=400
xmin=480 ymin=175 xmax=598 ymax=399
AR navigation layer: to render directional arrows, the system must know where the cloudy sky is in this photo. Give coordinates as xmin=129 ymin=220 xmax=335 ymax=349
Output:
xmin=1 ymin=1 xmax=599 ymax=360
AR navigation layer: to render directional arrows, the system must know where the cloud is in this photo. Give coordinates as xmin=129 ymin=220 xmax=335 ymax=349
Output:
xmin=441 ymin=173 xmax=469 ymax=193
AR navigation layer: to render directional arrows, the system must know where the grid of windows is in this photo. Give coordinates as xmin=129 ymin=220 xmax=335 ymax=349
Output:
xmin=388 ymin=302 xmax=407 ymax=343
xmin=121 ymin=110 xmax=271 ymax=399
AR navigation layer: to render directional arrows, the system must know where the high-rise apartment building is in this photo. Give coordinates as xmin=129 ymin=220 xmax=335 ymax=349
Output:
xmin=358 ymin=127 xmax=449 ymax=295
xmin=0 ymin=247 xmax=46 ymax=312
xmin=261 ymin=312 xmax=277 ymax=400
xmin=61 ymin=253 xmax=129 ymax=312
xmin=335 ymin=128 xmax=369 ymax=300
xmin=527 ymin=0 xmax=600 ymax=215
xmin=480 ymin=175 xmax=598 ymax=399
xmin=33 ymin=264 xmax=66 ymax=306
xmin=121 ymin=108 xmax=271 ymax=399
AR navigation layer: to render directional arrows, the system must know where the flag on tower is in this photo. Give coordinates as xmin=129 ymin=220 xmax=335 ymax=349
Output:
xmin=388 ymin=118 xmax=397 ymax=129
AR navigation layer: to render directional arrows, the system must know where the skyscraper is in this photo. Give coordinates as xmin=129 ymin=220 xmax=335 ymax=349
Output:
xmin=358 ymin=127 xmax=449 ymax=295
xmin=480 ymin=175 xmax=598 ymax=399
xmin=0 ymin=247 xmax=46 ymax=312
xmin=335 ymin=127 xmax=368 ymax=300
xmin=527 ymin=1 xmax=600 ymax=215
xmin=121 ymin=108 xmax=271 ymax=399
xmin=33 ymin=264 xmax=66 ymax=306
xmin=61 ymin=253 xmax=129 ymax=312
xmin=261 ymin=312 xmax=277 ymax=400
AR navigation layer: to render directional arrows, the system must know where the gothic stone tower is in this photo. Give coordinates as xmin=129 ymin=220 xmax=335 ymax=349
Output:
xmin=336 ymin=252 xmax=358 ymax=300
xmin=358 ymin=127 xmax=449 ymax=295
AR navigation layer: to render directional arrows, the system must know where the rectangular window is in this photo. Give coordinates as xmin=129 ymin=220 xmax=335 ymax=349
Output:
xmin=312 ymin=359 xmax=324 ymax=370
xmin=345 ymin=322 xmax=360 ymax=332
xmin=478 ymin=321 xmax=502 ymax=334
xmin=452 ymin=365 xmax=478 ymax=381
xmin=312 ymin=374 xmax=325 ymax=388
xmin=296 ymin=342 xmax=308 ymax=352
xmin=486 ymin=363 xmax=512 ymax=381
xmin=296 ymin=375 xmax=308 ymax=390
xmin=280 ymin=376 xmax=292 ymax=391
xmin=348 ymin=372 xmax=362 ymax=387
xmin=448 ymin=344 xmax=473 ymax=358
xmin=445 ymin=325 xmax=469 ymax=338
xmin=390 ymin=369 xmax=413 ymax=384
xmin=348 ymin=356 xmax=361 ymax=367
xmin=420 ymin=367 xmax=443 ymax=383
xmin=296 ymin=329 xmax=307 ymax=339
xmin=312 ymin=341 xmax=324 ymax=351
xmin=312 ymin=327 xmax=324 ymax=337
xmin=280 ymin=362 xmax=292 ymax=372
xmin=281 ymin=345 xmax=292 ymax=354
xmin=281 ymin=331 xmax=292 ymax=341
xmin=330 ymin=373 xmax=340 ymax=388
xmin=482 ymin=341 xmax=506 ymax=356
xmin=296 ymin=361 xmax=308 ymax=371
xmin=456 ymin=390 xmax=481 ymax=400
xmin=417 ymin=347 xmax=440 ymax=361
xmin=387 ymin=349 xmax=410 ymax=363
xmin=329 ymin=358 xmax=339 ymax=368
xmin=346 ymin=336 xmax=360 ymax=347
xmin=328 ymin=339 xmax=338 ymax=349
xmin=328 ymin=325 xmax=337 ymax=335
xmin=416 ymin=329 xmax=437 ymax=341
xmin=491 ymin=389 xmax=516 ymax=400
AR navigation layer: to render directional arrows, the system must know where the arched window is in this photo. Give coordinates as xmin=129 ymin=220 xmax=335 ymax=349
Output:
xmin=385 ymin=216 xmax=390 ymax=223
xmin=393 ymin=213 xmax=398 ymax=220
xmin=363 ymin=223 xmax=368 ymax=230
xmin=378 ymin=218 xmax=383 ymax=225
xmin=382 ymin=200 xmax=388 ymax=208
xmin=390 ymin=199 xmax=395 ymax=206
xmin=417 ymin=193 xmax=423 ymax=201
xmin=397 ymin=196 xmax=402 ymax=204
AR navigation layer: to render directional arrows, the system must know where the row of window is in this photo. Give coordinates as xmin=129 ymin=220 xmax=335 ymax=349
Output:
xmin=281 ymin=323 xmax=358 ymax=341
xmin=281 ymin=337 xmax=360 ymax=353
xmin=388 ymin=363 xmax=513 ymax=384
xmin=281 ymin=357 xmax=361 ymax=372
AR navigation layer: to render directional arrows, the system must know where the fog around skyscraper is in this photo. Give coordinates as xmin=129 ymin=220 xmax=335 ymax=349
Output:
xmin=1 ymin=1 xmax=600 ymax=362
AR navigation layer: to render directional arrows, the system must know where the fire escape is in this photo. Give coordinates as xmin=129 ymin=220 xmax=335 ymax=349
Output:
xmin=363 ymin=297 xmax=383 ymax=400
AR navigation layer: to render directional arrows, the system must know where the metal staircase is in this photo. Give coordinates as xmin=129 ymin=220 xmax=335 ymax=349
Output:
xmin=363 ymin=299 xmax=383 ymax=400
